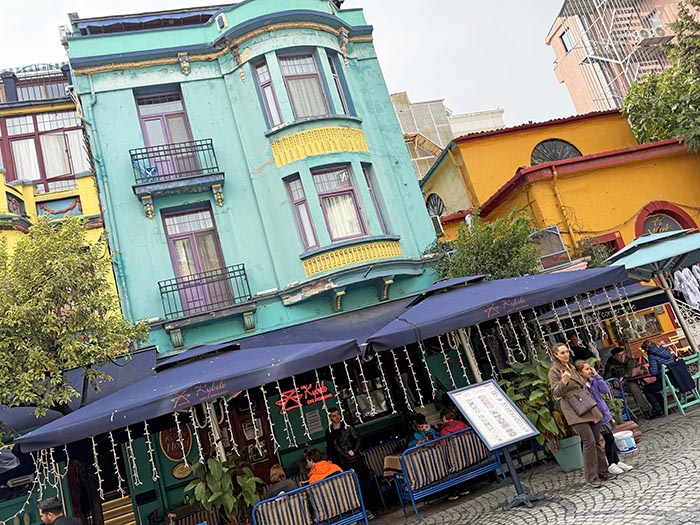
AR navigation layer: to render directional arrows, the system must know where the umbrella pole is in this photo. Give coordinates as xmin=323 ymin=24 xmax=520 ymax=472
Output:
xmin=657 ymin=272 xmax=700 ymax=354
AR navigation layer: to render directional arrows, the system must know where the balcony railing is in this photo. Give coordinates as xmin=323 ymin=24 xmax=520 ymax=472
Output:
xmin=159 ymin=264 xmax=252 ymax=320
xmin=130 ymin=139 xmax=220 ymax=184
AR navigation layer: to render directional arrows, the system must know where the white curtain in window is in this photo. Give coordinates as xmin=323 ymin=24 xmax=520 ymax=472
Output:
xmin=323 ymin=193 xmax=362 ymax=239
xmin=67 ymin=130 xmax=90 ymax=174
xmin=40 ymin=133 xmax=70 ymax=178
xmin=11 ymin=139 xmax=41 ymax=180
xmin=297 ymin=203 xmax=316 ymax=248
xmin=287 ymin=77 xmax=327 ymax=118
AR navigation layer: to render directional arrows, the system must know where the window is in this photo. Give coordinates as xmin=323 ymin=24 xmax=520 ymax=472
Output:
xmin=0 ymin=111 xmax=88 ymax=192
xmin=286 ymin=176 xmax=318 ymax=249
xmin=363 ymin=164 xmax=390 ymax=234
xmin=279 ymin=55 xmax=329 ymax=119
xmin=530 ymin=225 xmax=571 ymax=270
xmin=163 ymin=208 xmax=230 ymax=315
xmin=561 ymin=28 xmax=576 ymax=53
xmin=255 ymin=62 xmax=282 ymax=127
xmin=327 ymin=54 xmax=349 ymax=115
xmin=530 ymin=139 xmax=582 ymax=166
xmin=312 ymin=166 xmax=364 ymax=241
xmin=16 ymin=79 xmax=68 ymax=102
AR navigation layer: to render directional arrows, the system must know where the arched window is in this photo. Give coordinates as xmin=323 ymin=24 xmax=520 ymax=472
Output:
xmin=425 ymin=193 xmax=446 ymax=217
xmin=530 ymin=139 xmax=582 ymax=166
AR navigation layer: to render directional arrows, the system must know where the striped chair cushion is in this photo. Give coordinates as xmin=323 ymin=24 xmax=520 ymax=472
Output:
xmin=307 ymin=472 xmax=362 ymax=522
xmin=446 ymin=431 xmax=490 ymax=473
xmin=364 ymin=438 xmax=406 ymax=476
xmin=253 ymin=491 xmax=312 ymax=525
xmin=403 ymin=445 xmax=449 ymax=491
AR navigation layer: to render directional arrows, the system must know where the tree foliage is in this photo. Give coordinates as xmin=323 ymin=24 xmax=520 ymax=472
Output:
xmin=623 ymin=0 xmax=700 ymax=152
xmin=441 ymin=210 xmax=541 ymax=280
xmin=573 ymin=237 xmax=613 ymax=268
xmin=0 ymin=217 xmax=148 ymax=416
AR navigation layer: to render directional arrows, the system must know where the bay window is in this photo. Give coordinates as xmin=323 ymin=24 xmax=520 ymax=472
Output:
xmin=254 ymin=61 xmax=282 ymax=128
xmin=312 ymin=166 xmax=365 ymax=241
xmin=279 ymin=54 xmax=329 ymax=119
xmin=286 ymin=176 xmax=318 ymax=250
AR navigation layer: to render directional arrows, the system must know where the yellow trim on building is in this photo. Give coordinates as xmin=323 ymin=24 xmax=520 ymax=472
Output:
xmin=72 ymin=22 xmax=372 ymax=76
xmin=270 ymin=127 xmax=369 ymax=167
xmin=0 ymin=102 xmax=75 ymax=116
xmin=302 ymin=240 xmax=403 ymax=277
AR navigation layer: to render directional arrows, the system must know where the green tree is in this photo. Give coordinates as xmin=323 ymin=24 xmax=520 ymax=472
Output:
xmin=0 ymin=217 xmax=148 ymax=416
xmin=623 ymin=0 xmax=700 ymax=152
xmin=442 ymin=209 xmax=541 ymax=280
xmin=573 ymin=237 xmax=613 ymax=268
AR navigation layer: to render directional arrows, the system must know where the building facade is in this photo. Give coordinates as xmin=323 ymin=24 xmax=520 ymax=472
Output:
xmin=390 ymin=91 xmax=504 ymax=180
xmin=546 ymin=0 xmax=679 ymax=113
xmin=0 ymin=63 xmax=103 ymax=249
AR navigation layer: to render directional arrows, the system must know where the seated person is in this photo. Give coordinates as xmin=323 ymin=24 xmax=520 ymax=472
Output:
xmin=568 ymin=332 xmax=595 ymax=362
xmin=604 ymin=346 xmax=662 ymax=418
xmin=263 ymin=464 xmax=297 ymax=499
xmin=407 ymin=413 xmax=438 ymax=448
xmin=642 ymin=339 xmax=675 ymax=415
xmin=305 ymin=448 xmax=343 ymax=484
xmin=439 ymin=407 xmax=470 ymax=437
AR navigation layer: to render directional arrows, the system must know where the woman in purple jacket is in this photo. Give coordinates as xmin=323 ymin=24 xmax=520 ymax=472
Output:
xmin=575 ymin=360 xmax=633 ymax=475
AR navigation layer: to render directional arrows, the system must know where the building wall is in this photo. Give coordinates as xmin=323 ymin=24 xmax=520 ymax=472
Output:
xmin=451 ymin=112 xmax=637 ymax=207
xmin=67 ymin=0 xmax=437 ymax=355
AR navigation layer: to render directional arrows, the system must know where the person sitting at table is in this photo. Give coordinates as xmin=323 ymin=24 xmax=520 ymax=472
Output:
xmin=568 ymin=332 xmax=595 ymax=362
xmin=305 ymin=449 xmax=343 ymax=484
xmin=439 ymin=407 xmax=470 ymax=436
xmin=604 ymin=346 xmax=662 ymax=419
xmin=263 ymin=464 xmax=298 ymax=499
xmin=641 ymin=339 xmax=675 ymax=415
xmin=407 ymin=413 xmax=438 ymax=448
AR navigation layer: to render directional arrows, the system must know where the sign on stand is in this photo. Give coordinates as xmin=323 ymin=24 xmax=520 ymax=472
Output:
xmin=449 ymin=379 xmax=545 ymax=510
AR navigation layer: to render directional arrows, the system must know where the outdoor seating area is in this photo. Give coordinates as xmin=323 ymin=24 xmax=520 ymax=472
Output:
xmin=394 ymin=429 xmax=506 ymax=522
xmin=252 ymin=471 xmax=367 ymax=525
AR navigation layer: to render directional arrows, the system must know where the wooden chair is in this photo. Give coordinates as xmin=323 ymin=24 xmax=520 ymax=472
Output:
xmin=661 ymin=361 xmax=700 ymax=416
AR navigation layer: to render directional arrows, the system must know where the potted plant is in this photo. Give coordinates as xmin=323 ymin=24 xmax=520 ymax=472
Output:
xmin=499 ymin=353 xmax=583 ymax=472
xmin=184 ymin=452 xmax=264 ymax=525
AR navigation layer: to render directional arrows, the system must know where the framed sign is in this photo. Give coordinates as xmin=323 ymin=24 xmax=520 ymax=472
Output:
xmin=159 ymin=422 xmax=192 ymax=462
xmin=448 ymin=380 xmax=538 ymax=451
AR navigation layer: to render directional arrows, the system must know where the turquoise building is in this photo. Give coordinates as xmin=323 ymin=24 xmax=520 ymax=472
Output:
xmin=67 ymin=0 xmax=436 ymax=356
xmin=60 ymin=1 xmax=441 ymax=520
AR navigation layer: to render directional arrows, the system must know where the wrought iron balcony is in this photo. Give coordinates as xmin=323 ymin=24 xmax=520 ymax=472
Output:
xmin=159 ymin=264 xmax=252 ymax=320
xmin=131 ymin=139 xmax=225 ymax=215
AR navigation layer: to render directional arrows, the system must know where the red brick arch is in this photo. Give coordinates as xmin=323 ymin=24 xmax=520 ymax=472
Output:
xmin=635 ymin=200 xmax=697 ymax=237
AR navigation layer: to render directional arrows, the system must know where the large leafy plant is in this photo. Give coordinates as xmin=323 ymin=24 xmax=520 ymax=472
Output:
xmin=184 ymin=453 xmax=264 ymax=525
xmin=499 ymin=354 xmax=574 ymax=451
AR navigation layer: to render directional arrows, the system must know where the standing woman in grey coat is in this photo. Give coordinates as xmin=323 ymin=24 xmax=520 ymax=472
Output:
xmin=548 ymin=342 xmax=608 ymax=488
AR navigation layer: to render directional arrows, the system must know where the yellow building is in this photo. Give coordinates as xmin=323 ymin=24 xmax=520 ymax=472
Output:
xmin=422 ymin=110 xmax=700 ymax=352
xmin=0 ymin=64 xmax=105 ymax=253
xmin=421 ymin=110 xmax=700 ymax=253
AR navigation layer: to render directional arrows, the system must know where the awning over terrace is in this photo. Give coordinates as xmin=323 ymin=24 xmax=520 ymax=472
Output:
xmin=367 ymin=266 xmax=627 ymax=351
xmin=15 ymin=340 xmax=359 ymax=452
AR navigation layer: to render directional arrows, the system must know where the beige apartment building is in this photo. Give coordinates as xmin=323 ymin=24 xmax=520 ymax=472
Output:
xmin=546 ymin=0 xmax=679 ymax=113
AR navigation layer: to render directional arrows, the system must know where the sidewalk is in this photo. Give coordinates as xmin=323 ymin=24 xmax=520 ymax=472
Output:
xmin=373 ymin=407 xmax=700 ymax=525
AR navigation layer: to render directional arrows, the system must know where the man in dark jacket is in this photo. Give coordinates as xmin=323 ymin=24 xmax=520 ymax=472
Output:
xmin=325 ymin=407 xmax=376 ymax=515
xmin=39 ymin=497 xmax=82 ymax=525
xmin=604 ymin=346 xmax=661 ymax=418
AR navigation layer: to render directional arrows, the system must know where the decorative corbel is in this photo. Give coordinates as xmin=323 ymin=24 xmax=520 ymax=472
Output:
xmin=338 ymin=28 xmax=349 ymax=67
xmin=140 ymin=195 xmax=154 ymax=219
xmin=332 ymin=288 xmax=346 ymax=312
xmin=230 ymin=45 xmax=250 ymax=81
xmin=178 ymin=52 xmax=191 ymax=75
xmin=169 ymin=328 xmax=184 ymax=350
xmin=377 ymin=275 xmax=394 ymax=302
xmin=212 ymin=183 xmax=224 ymax=207
xmin=243 ymin=311 xmax=256 ymax=332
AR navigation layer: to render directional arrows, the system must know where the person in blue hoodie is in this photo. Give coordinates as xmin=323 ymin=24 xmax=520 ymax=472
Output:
xmin=641 ymin=339 xmax=675 ymax=414
xmin=407 ymin=413 xmax=438 ymax=448
xmin=575 ymin=360 xmax=633 ymax=476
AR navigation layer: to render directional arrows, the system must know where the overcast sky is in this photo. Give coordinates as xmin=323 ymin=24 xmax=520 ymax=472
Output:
xmin=0 ymin=0 xmax=575 ymax=126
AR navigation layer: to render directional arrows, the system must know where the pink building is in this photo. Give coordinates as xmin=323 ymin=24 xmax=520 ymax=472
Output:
xmin=546 ymin=0 xmax=679 ymax=113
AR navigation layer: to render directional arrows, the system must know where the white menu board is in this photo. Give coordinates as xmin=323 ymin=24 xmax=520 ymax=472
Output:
xmin=448 ymin=380 xmax=539 ymax=451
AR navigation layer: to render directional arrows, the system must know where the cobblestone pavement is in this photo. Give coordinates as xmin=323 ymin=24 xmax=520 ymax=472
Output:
xmin=374 ymin=407 xmax=700 ymax=525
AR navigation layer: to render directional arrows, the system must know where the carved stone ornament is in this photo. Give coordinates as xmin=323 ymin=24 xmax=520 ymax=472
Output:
xmin=178 ymin=52 xmax=190 ymax=75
